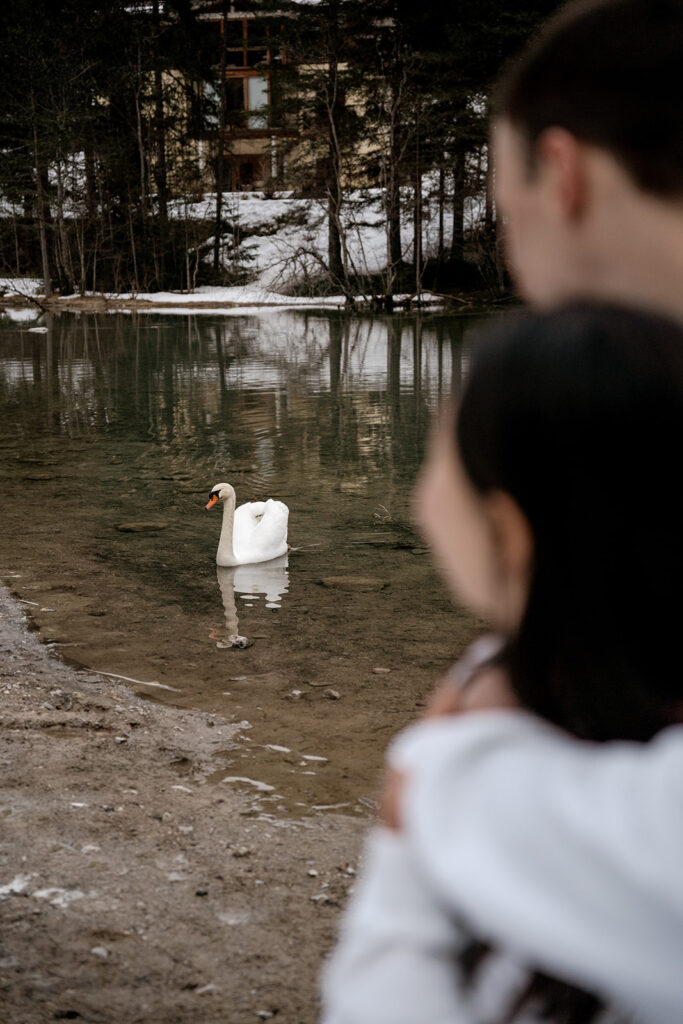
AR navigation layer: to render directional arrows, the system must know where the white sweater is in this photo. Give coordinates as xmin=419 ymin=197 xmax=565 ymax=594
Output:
xmin=322 ymin=712 xmax=683 ymax=1023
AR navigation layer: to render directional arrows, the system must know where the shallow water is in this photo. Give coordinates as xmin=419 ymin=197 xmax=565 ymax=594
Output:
xmin=0 ymin=308 xmax=486 ymax=813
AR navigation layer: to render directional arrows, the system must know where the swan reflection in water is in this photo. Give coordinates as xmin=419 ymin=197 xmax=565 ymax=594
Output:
xmin=212 ymin=554 xmax=290 ymax=649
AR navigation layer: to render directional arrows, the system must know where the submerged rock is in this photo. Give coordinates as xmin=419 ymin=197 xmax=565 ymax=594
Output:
xmin=318 ymin=576 xmax=389 ymax=592
xmin=116 ymin=522 xmax=168 ymax=533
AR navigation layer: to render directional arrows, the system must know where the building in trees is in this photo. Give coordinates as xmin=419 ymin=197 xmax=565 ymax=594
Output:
xmin=195 ymin=3 xmax=291 ymax=191
xmin=0 ymin=0 xmax=562 ymax=296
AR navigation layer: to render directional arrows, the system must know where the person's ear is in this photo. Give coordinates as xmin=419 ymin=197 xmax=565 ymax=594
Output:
xmin=536 ymin=127 xmax=588 ymax=221
xmin=485 ymin=489 xmax=534 ymax=598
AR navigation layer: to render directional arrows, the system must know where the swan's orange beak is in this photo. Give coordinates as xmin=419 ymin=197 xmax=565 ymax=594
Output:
xmin=205 ymin=494 xmax=219 ymax=510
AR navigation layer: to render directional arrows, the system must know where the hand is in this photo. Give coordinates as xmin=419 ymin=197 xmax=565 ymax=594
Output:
xmin=425 ymin=665 xmax=520 ymax=719
xmin=379 ymin=768 xmax=405 ymax=831
xmin=380 ymin=668 xmax=519 ymax=832
xmin=423 ymin=678 xmax=466 ymax=718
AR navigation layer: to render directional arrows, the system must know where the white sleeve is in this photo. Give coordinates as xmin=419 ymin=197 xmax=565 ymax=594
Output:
xmin=320 ymin=827 xmax=476 ymax=1024
xmin=389 ymin=714 xmax=683 ymax=1020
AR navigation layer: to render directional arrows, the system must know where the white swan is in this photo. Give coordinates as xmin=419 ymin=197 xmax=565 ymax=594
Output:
xmin=205 ymin=482 xmax=289 ymax=566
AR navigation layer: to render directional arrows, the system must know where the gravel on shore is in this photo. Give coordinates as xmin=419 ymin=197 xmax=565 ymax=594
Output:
xmin=0 ymin=584 xmax=362 ymax=1024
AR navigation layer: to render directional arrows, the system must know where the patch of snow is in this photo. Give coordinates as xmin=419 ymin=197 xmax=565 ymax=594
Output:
xmin=221 ymin=776 xmax=275 ymax=792
xmin=0 ymin=874 xmax=34 ymax=899
xmin=0 ymin=278 xmax=44 ymax=298
xmin=32 ymin=886 xmax=86 ymax=908
xmin=99 ymin=285 xmax=349 ymax=307
xmin=93 ymin=284 xmax=440 ymax=313
xmin=216 ymin=910 xmax=251 ymax=925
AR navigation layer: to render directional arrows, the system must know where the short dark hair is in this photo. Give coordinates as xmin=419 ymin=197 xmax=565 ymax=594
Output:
xmin=457 ymin=302 xmax=683 ymax=742
xmin=495 ymin=0 xmax=683 ymax=197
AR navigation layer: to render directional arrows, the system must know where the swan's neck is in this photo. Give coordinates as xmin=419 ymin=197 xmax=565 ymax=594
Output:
xmin=217 ymin=496 xmax=237 ymax=566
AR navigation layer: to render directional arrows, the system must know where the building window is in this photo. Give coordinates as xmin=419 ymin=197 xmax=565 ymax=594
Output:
xmin=203 ymin=16 xmax=270 ymax=132
xmin=218 ymin=17 xmax=268 ymax=70
xmin=202 ymin=74 xmax=268 ymax=131
xmin=246 ymin=76 xmax=268 ymax=128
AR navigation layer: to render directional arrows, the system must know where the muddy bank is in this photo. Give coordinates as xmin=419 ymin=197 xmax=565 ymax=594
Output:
xmin=0 ymin=294 xmax=282 ymax=313
xmin=0 ymin=292 xmax=489 ymax=316
xmin=0 ymin=584 xmax=363 ymax=1024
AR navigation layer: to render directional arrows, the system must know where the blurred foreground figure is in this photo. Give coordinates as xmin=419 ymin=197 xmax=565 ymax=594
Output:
xmin=324 ymin=0 xmax=683 ymax=1021
xmin=493 ymin=0 xmax=683 ymax=318
xmin=324 ymin=304 xmax=683 ymax=1023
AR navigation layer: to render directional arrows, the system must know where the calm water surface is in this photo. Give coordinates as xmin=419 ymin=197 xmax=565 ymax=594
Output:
xmin=0 ymin=308 xmax=486 ymax=814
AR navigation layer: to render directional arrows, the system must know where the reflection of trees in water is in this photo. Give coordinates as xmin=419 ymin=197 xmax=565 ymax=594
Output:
xmin=0 ymin=310 xmax=475 ymax=489
xmin=319 ymin=314 xmax=468 ymax=485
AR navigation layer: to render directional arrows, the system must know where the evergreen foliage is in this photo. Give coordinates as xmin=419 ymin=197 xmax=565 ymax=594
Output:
xmin=0 ymin=0 xmax=562 ymax=298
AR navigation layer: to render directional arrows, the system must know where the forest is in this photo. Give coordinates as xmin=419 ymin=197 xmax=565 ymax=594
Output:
xmin=0 ymin=0 xmax=562 ymax=305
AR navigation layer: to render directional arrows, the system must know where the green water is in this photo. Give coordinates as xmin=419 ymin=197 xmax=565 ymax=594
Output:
xmin=0 ymin=307 xmax=484 ymax=812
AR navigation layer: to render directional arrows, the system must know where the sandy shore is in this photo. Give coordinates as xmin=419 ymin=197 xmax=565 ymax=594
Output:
xmin=0 ymin=584 xmax=363 ymax=1023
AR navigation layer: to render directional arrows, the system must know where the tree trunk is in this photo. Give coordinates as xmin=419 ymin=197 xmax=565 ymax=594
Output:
xmin=413 ymin=105 xmax=422 ymax=303
xmin=12 ymin=214 xmax=21 ymax=276
xmin=324 ymin=18 xmax=345 ymax=291
xmin=326 ymin=94 xmax=343 ymax=285
xmin=437 ymin=164 xmax=445 ymax=267
xmin=384 ymin=146 xmax=401 ymax=309
xmin=55 ymin=154 xmax=75 ymax=293
xmin=84 ymin=137 xmax=97 ymax=223
xmin=387 ymin=138 xmax=402 ymax=268
xmin=450 ymin=149 xmax=465 ymax=261
xmin=31 ymin=91 xmax=52 ymax=298
xmin=128 ymin=195 xmax=140 ymax=293
xmin=152 ymin=0 xmax=168 ymax=284
xmin=134 ymin=48 xmax=148 ymax=222
xmin=484 ymin=142 xmax=494 ymax=234
xmin=384 ymin=84 xmax=403 ymax=309
xmin=328 ymin=190 xmax=344 ymax=284
xmin=213 ymin=0 xmax=229 ymax=274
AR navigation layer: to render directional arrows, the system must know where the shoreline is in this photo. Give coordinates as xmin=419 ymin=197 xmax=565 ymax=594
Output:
xmin=0 ymin=582 xmax=362 ymax=1022
xmin=0 ymin=294 xmax=349 ymax=314
xmin=0 ymin=289 xmax=500 ymax=317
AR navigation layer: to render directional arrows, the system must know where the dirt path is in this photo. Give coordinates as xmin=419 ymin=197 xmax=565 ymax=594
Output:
xmin=0 ymin=584 xmax=363 ymax=1024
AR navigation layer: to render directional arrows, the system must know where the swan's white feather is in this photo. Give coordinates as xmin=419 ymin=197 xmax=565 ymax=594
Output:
xmin=233 ymin=499 xmax=288 ymax=564
xmin=215 ymin=489 xmax=289 ymax=566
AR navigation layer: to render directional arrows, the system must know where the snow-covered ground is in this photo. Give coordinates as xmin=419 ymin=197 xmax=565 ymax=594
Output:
xmin=1 ymin=282 xmax=442 ymax=312
xmin=0 ymin=278 xmax=45 ymax=298
xmin=1 ymin=185 xmax=482 ymax=302
xmin=0 ymin=284 xmax=442 ymax=315
xmin=175 ymin=188 xmax=483 ymax=293
xmin=58 ymin=285 xmax=350 ymax=308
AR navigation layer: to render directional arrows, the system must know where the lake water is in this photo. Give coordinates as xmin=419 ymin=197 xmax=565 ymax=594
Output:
xmin=0 ymin=307 xmax=486 ymax=814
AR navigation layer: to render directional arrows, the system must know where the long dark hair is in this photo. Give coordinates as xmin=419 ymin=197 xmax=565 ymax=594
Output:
xmin=458 ymin=302 xmax=683 ymax=742
xmin=454 ymin=302 xmax=683 ymax=1021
